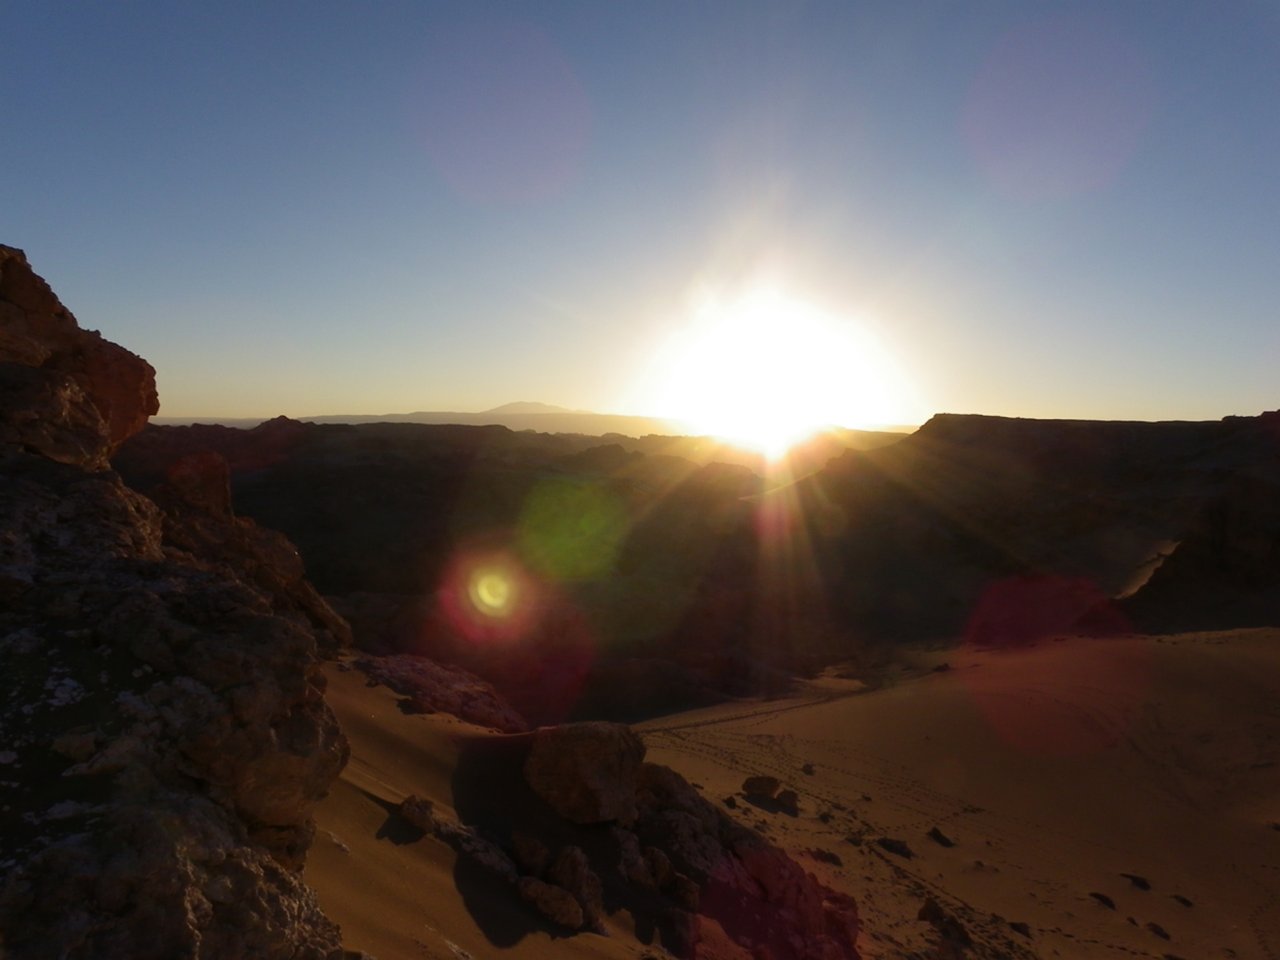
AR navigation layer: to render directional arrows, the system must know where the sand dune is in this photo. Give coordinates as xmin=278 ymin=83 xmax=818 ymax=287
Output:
xmin=310 ymin=630 xmax=1280 ymax=958
xmin=307 ymin=664 xmax=654 ymax=960
xmin=641 ymin=630 xmax=1280 ymax=959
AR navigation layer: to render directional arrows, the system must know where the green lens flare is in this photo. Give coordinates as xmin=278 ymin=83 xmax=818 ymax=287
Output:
xmin=517 ymin=479 xmax=627 ymax=581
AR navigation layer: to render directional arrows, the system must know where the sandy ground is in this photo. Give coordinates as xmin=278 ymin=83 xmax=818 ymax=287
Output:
xmin=309 ymin=629 xmax=1280 ymax=959
xmin=306 ymin=662 xmax=656 ymax=960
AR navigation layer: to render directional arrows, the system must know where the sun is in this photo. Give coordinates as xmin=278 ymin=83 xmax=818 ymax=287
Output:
xmin=637 ymin=284 xmax=920 ymax=458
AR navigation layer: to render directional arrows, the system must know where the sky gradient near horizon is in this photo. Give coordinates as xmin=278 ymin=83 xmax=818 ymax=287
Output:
xmin=4 ymin=2 xmax=1280 ymax=426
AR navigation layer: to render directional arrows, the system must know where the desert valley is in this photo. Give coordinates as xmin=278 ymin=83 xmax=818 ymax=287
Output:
xmin=9 ymin=3 xmax=1280 ymax=957
xmin=4 ymin=245 xmax=1280 ymax=960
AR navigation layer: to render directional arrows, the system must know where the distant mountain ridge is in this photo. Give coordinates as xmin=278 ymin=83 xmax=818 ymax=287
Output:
xmin=306 ymin=408 xmax=684 ymax=438
xmin=151 ymin=405 xmax=912 ymax=449
xmin=481 ymin=400 xmax=577 ymax=415
xmin=154 ymin=404 xmax=669 ymax=435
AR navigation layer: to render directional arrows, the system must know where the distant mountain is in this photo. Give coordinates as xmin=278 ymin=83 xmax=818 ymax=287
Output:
xmin=481 ymin=401 xmax=576 ymax=415
xmin=152 ymin=407 xmax=912 ymax=454
xmin=300 ymin=408 xmax=692 ymax=439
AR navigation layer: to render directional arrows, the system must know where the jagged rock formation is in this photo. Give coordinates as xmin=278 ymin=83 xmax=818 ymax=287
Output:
xmin=0 ymin=246 xmax=348 ymax=958
xmin=0 ymin=246 xmax=158 ymax=467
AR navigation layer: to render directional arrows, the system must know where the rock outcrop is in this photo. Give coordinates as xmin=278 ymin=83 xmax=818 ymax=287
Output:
xmin=0 ymin=246 xmax=347 ymax=958
xmin=356 ymin=653 xmax=528 ymax=732
xmin=147 ymin=450 xmax=352 ymax=656
xmin=0 ymin=245 xmax=158 ymax=468
xmin=484 ymin=721 xmax=861 ymax=957
xmin=800 ymin=411 xmax=1280 ymax=643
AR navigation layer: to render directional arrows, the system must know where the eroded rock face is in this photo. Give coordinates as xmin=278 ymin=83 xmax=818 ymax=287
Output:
xmin=148 ymin=451 xmax=352 ymax=656
xmin=0 ymin=248 xmax=346 ymax=958
xmin=0 ymin=245 xmax=158 ymax=468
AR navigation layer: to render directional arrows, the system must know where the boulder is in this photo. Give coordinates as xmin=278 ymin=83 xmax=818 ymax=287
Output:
xmin=399 ymin=795 xmax=436 ymax=833
xmin=613 ymin=827 xmax=654 ymax=887
xmin=511 ymin=831 xmax=551 ymax=877
xmin=517 ymin=876 xmax=584 ymax=930
xmin=524 ymin=722 xmax=645 ymax=824
xmin=644 ymin=845 xmax=673 ymax=889
xmin=742 ymin=775 xmax=782 ymax=800
xmin=775 ymin=789 xmax=801 ymax=816
xmin=548 ymin=846 xmax=606 ymax=933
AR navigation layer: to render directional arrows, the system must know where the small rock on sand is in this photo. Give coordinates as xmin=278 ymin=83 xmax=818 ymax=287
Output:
xmin=742 ymin=775 xmax=781 ymax=799
xmin=927 ymin=826 xmax=955 ymax=847
xmin=809 ymin=848 xmax=843 ymax=867
xmin=875 ymin=837 xmax=913 ymax=859
xmin=399 ymin=795 xmax=436 ymax=833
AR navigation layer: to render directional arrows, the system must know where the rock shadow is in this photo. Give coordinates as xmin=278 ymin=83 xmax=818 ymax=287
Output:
xmin=358 ymin=787 xmax=427 ymax=846
xmin=449 ymin=732 xmax=692 ymax=954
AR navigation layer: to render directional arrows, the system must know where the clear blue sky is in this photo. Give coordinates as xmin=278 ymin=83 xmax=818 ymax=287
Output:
xmin=4 ymin=1 xmax=1279 ymax=423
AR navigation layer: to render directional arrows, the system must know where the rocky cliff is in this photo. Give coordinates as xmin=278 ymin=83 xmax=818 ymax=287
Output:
xmin=793 ymin=411 xmax=1280 ymax=644
xmin=0 ymin=246 xmax=348 ymax=958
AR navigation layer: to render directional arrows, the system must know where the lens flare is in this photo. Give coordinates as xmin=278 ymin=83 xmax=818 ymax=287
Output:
xmin=469 ymin=568 xmax=516 ymax=618
xmin=435 ymin=544 xmax=600 ymax=723
xmin=959 ymin=575 xmax=1146 ymax=757
xmin=440 ymin=550 xmax=537 ymax=644
xmin=517 ymin=478 xmax=628 ymax=581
